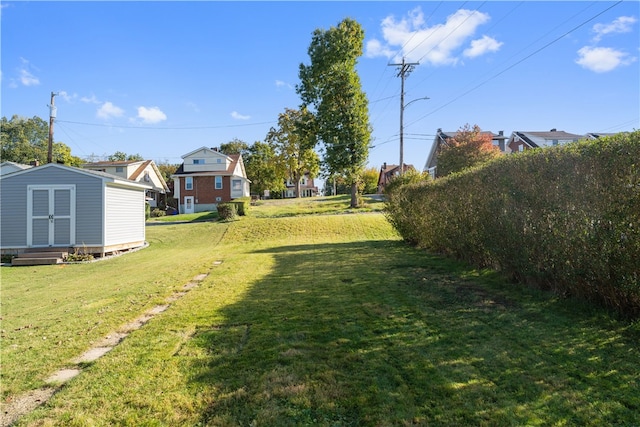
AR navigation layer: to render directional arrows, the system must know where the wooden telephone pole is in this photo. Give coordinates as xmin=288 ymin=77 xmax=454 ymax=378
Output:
xmin=47 ymin=92 xmax=57 ymax=163
xmin=389 ymin=58 xmax=419 ymax=175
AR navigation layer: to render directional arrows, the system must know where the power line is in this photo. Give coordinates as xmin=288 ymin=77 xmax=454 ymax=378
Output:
xmin=405 ymin=0 xmax=624 ymax=129
xmin=56 ymin=119 xmax=276 ymax=130
xmin=416 ymin=1 xmax=486 ymax=64
xmin=396 ymin=1 xmax=450 ymax=60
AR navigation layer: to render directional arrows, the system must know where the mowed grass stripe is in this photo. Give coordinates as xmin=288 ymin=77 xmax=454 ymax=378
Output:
xmin=5 ymin=212 xmax=640 ymax=426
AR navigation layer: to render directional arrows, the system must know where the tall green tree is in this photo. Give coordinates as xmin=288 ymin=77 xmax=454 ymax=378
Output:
xmin=266 ymin=107 xmax=320 ymax=198
xmin=1 ymin=115 xmax=82 ymax=166
xmin=297 ymin=18 xmax=372 ymax=208
xmin=155 ymin=161 xmax=180 ymax=184
xmin=219 ymin=138 xmax=249 ymax=156
xmin=437 ymin=124 xmax=501 ymax=177
xmin=244 ymin=140 xmax=285 ymax=197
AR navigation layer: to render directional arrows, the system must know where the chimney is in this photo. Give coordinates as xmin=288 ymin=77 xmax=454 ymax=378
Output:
xmin=383 ymin=162 xmax=387 ymax=170
xmin=550 ymin=128 xmax=557 ymax=132
xmin=499 ymin=130 xmax=504 ymax=136
xmin=30 ymin=159 xmax=40 ymax=167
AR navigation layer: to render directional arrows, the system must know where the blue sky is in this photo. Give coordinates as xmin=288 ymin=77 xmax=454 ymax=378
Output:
xmin=2 ymin=1 xmax=638 ymax=185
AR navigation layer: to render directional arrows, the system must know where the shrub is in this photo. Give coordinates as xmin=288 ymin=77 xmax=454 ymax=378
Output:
xmin=385 ymin=131 xmax=640 ymax=317
xmin=217 ymin=203 xmax=238 ymax=221
xmin=231 ymin=197 xmax=251 ymax=216
xmin=151 ymin=208 xmax=166 ymax=218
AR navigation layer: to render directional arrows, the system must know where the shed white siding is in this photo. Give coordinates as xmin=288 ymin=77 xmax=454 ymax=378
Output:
xmin=104 ymin=184 xmax=146 ymax=246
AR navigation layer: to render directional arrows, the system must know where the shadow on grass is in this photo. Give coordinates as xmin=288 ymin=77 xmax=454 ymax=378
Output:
xmin=187 ymin=240 xmax=640 ymax=426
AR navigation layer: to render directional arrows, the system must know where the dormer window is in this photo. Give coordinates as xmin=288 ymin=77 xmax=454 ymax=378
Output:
xmin=193 ymin=159 xmax=204 ymax=165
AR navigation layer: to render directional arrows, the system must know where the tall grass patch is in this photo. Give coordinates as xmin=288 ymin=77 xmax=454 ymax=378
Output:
xmin=385 ymin=131 xmax=640 ymax=316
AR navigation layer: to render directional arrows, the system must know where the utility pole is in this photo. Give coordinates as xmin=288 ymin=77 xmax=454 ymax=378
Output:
xmin=47 ymin=92 xmax=58 ymax=163
xmin=389 ymin=58 xmax=418 ymax=175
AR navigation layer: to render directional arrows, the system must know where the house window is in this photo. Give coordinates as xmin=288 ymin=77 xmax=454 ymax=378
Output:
xmin=232 ymin=179 xmax=241 ymax=191
xmin=193 ymin=159 xmax=204 ymax=165
xmin=115 ymin=166 xmax=124 ymax=173
xmin=217 ymin=158 xmax=222 ymax=164
xmin=215 ymin=176 xmax=223 ymax=189
xmin=143 ymin=172 xmax=150 ymax=182
xmin=185 ymin=177 xmax=193 ymax=190
xmin=301 ymin=177 xmax=307 ymax=185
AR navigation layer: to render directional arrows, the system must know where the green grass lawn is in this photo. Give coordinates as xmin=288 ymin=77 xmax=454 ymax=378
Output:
xmin=2 ymin=198 xmax=639 ymax=426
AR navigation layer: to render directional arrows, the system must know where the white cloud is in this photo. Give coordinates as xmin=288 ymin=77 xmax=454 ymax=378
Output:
xmin=231 ymin=111 xmax=250 ymax=120
xmin=57 ymin=91 xmax=76 ymax=103
xmin=186 ymin=101 xmax=200 ymax=113
xmin=365 ymin=7 xmax=499 ymax=66
xmin=137 ymin=106 xmax=167 ymax=124
xmin=463 ymin=35 xmax=503 ymax=58
xmin=592 ymin=16 xmax=637 ymax=42
xmin=576 ymin=46 xmax=636 ymax=73
xmin=97 ymin=101 xmax=125 ymax=119
xmin=81 ymin=94 xmax=101 ymax=104
xmin=365 ymin=39 xmax=394 ymax=58
xmin=275 ymin=80 xmax=293 ymax=89
xmin=18 ymin=58 xmax=39 ymax=86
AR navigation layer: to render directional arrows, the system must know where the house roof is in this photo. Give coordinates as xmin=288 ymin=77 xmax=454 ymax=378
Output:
xmin=438 ymin=130 xmax=506 ymax=140
xmin=180 ymin=146 xmax=233 ymax=161
xmin=586 ymin=132 xmax=618 ymax=139
xmin=510 ymin=130 xmax=583 ymax=148
xmin=424 ymin=128 xmax=506 ymax=171
xmin=378 ymin=163 xmax=415 ymax=186
xmin=0 ymin=161 xmax=32 ymax=175
xmin=84 ymin=159 xmax=169 ymax=192
xmin=83 ymin=160 xmax=144 ymax=167
xmin=0 ymin=163 xmax=152 ymax=189
xmin=173 ymin=153 xmax=243 ymax=177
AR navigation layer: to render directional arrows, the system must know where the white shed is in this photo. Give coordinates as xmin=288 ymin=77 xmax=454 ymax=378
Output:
xmin=0 ymin=163 xmax=151 ymax=258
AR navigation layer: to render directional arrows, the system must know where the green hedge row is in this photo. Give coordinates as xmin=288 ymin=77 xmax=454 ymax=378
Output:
xmin=385 ymin=131 xmax=640 ymax=317
xmin=217 ymin=197 xmax=251 ymax=220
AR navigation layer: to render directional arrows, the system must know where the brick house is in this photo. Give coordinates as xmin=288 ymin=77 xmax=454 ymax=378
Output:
xmin=171 ymin=147 xmax=250 ymax=213
xmin=377 ymin=163 xmax=415 ymax=194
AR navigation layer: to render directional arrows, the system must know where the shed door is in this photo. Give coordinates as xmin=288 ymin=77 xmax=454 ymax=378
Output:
xmin=28 ymin=185 xmax=76 ymax=247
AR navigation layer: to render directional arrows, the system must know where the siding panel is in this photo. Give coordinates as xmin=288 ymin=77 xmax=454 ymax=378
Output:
xmin=104 ymin=185 xmax=146 ymax=246
xmin=0 ymin=167 xmax=104 ymax=248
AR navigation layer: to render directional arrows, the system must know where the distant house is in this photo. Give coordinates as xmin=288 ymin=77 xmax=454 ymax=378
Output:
xmin=423 ymin=128 xmax=507 ymax=178
xmin=83 ymin=159 xmax=169 ymax=208
xmin=507 ymin=129 xmax=583 ymax=152
xmin=377 ymin=163 xmax=415 ymax=194
xmin=282 ymin=172 xmax=319 ymax=198
xmin=585 ymin=132 xmax=619 ymax=139
xmin=171 ymin=147 xmax=250 ymax=214
xmin=0 ymin=163 xmax=150 ymax=257
xmin=0 ymin=161 xmax=33 ymax=176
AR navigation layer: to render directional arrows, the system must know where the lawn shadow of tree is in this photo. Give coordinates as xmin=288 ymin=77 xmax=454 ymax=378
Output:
xmin=187 ymin=239 xmax=640 ymax=426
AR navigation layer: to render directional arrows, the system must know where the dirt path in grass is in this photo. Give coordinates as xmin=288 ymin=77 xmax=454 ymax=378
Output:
xmin=1 ymin=265 xmax=221 ymax=427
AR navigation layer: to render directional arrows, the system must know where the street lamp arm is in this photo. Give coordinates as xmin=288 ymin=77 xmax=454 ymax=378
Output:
xmin=404 ymin=96 xmax=430 ymax=109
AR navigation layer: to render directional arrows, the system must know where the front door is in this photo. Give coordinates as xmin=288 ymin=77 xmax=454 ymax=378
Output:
xmin=184 ymin=196 xmax=194 ymax=214
xmin=27 ymin=185 xmax=76 ymax=247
